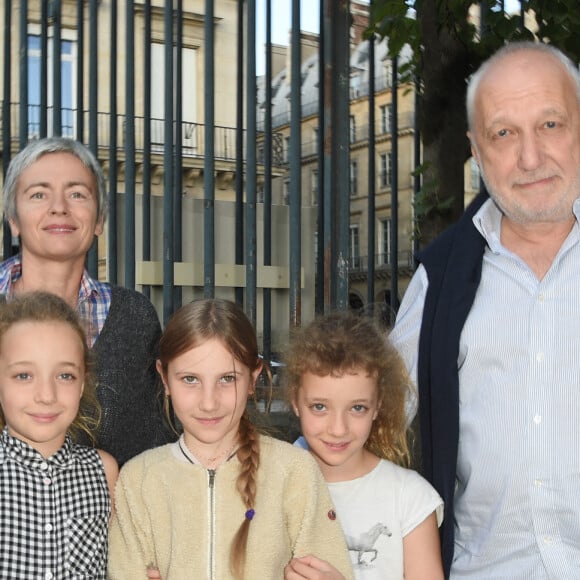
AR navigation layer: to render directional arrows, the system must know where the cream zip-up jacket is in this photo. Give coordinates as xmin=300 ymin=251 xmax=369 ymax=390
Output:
xmin=108 ymin=435 xmax=354 ymax=579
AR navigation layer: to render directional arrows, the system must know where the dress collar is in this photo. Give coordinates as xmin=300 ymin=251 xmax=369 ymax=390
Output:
xmin=0 ymin=426 xmax=74 ymax=470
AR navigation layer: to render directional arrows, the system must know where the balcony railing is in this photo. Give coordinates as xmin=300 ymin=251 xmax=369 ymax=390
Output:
xmin=260 ymin=72 xmax=402 ymax=130
xmin=1 ymin=103 xmax=286 ymax=167
xmin=292 ymin=113 xmax=414 ymax=164
xmin=348 ymin=252 xmax=414 ymax=273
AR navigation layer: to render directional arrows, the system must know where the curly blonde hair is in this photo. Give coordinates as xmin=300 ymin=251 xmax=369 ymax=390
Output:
xmin=0 ymin=291 xmax=101 ymax=444
xmin=285 ymin=311 xmax=412 ymax=467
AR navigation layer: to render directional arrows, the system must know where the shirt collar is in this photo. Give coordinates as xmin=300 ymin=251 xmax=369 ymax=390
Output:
xmin=78 ymin=267 xmax=102 ymax=303
xmin=0 ymin=254 xmax=100 ymax=303
xmin=0 ymin=426 xmax=74 ymax=470
xmin=472 ymin=197 xmax=580 ymax=254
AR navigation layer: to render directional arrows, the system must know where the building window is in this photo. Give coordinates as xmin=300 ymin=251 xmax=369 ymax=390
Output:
xmin=380 ymin=104 xmax=393 ymax=134
xmin=283 ymin=179 xmax=290 ymax=205
xmin=350 ymin=115 xmax=356 ymax=143
xmin=151 ymin=43 xmax=197 ymax=151
xmin=284 ymin=136 xmax=291 ymax=163
xmin=350 ymin=160 xmax=358 ymax=196
xmin=349 ymin=224 xmax=360 ymax=269
xmin=380 ymin=218 xmax=392 ymax=266
xmin=383 ymin=61 xmax=393 ymax=88
xmin=350 ymin=74 xmax=362 ymax=99
xmin=379 ymin=152 xmax=392 ymax=189
xmin=28 ymin=34 xmax=76 ymax=138
xmin=311 ymin=169 xmax=319 ymax=206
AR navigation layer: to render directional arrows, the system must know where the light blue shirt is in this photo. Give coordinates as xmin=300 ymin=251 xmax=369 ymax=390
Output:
xmin=390 ymin=198 xmax=580 ymax=579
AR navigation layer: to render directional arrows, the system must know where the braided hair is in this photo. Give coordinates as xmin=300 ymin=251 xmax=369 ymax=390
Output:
xmin=157 ymin=298 xmax=263 ymax=579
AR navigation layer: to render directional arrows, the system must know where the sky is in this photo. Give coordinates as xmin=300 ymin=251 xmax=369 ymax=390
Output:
xmin=255 ymin=0 xmax=523 ymax=74
xmin=255 ymin=0 xmax=320 ymax=73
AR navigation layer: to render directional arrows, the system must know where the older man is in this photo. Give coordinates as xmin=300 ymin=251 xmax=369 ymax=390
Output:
xmin=391 ymin=42 xmax=580 ymax=578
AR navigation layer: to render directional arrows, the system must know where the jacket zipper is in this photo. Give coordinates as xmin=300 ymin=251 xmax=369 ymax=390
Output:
xmin=208 ymin=469 xmax=216 ymax=580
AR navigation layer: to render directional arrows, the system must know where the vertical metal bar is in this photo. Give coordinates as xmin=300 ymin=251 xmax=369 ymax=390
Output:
xmin=52 ymin=0 xmax=62 ymax=135
xmin=204 ymin=0 xmax=216 ymax=298
xmin=3 ymin=0 xmax=13 ymax=259
xmin=125 ymin=0 xmax=136 ymax=289
xmin=40 ymin=0 xmax=48 ymax=137
xmin=88 ymin=0 xmax=98 ymax=150
xmin=19 ymin=0 xmax=28 ymax=148
xmin=289 ymin=0 xmax=302 ymax=326
xmin=331 ymin=0 xmax=350 ymax=311
xmin=162 ymin=0 xmax=175 ymax=323
xmin=390 ymin=56 xmax=399 ymax=321
xmin=141 ymin=0 xmax=152 ymax=298
xmin=413 ymin=75 xmax=421 ymax=256
xmin=322 ymin=0 xmax=333 ymax=310
xmin=174 ymin=1 xmax=184 ymax=308
xmin=245 ymin=0 xmax=258 ymax=325
xmin=108 ymin=0 xmax=118 ymax=285
xmin=262 ymin=0 xmax=273 ymax=360
xmin=87 ymin=0 xmax=99 ymax=277
xmin=315 ymin=0 xmax=325 ymax=314
xmin=367 ymin=28 xmax=376 ymax=310
xmin=76 ymin=0 xmax=84 ymax=141
xmin=234 ymin=0 xmax=244 ymax=307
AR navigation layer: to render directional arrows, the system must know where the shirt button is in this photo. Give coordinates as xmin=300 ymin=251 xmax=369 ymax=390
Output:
xmin=536 ymin=352 xmax=544 ymax=362
xmin=44 ymin=572 xmax=54 ymax=580
xmin=533 ymin=414 xmax=542 ymax=425
xmin=543 ymin=536 xmax=553 ymax=544
xmin=534 ymin=479 xmax=543 ymax=487
xmin=537 ymin=294 xmax=545 ymax=302
xmin=39 ymin=462 xmax=48 ymax=471
xmin=44 ymin=523 xmax=53 ymax=533
xmin=43 ymin=477 xmax=52 ymax=486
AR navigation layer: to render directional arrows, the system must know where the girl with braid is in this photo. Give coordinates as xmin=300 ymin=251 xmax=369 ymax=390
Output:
xmin=108 ymin=298 xmax=353 ymax=580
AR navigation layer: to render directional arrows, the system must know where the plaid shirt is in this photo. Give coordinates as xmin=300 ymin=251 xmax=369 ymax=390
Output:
xmin=0 ymin=428 xmax=110 ymax=579
xmin=0 ymin=255 xmax=111 ymax=347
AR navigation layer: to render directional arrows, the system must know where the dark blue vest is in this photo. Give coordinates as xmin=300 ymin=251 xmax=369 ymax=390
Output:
xmin=416 ymin=192 xmax=488 ymax=577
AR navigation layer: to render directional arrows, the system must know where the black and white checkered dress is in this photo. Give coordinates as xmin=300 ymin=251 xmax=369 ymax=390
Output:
xmin=0 ymin=428 xmax=110 ymax=579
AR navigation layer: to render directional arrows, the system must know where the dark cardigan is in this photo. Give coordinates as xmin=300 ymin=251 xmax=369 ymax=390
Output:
xmin=416 ymin=192 xmax=489 ymax=577
xmin=90 ymin=286 xmax=175 ymax=465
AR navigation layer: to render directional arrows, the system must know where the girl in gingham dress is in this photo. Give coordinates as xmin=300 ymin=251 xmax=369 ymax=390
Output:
xmin=0 ymin=292 xmax=118 ymax=579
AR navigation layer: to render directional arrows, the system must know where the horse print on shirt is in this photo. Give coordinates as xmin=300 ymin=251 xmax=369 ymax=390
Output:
xmin=345 ymin=522 xmax=392 ymax=566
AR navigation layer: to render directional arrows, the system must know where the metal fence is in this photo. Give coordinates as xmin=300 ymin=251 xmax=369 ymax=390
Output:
xmin=0 ymin=0 xmax=411 ymax=359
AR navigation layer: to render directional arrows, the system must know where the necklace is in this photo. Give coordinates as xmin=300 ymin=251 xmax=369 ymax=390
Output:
xmin=178 ymin=437 xmax=238 ymax=469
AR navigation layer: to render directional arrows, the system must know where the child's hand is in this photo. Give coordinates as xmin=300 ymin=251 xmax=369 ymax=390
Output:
xmin=284 ymin=555 xmax=346 ymax=579
xmin=146 ymin=564 xmax=162 ymax=580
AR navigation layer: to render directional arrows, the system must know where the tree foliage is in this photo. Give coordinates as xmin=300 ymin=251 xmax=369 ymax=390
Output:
xmin=368 ymin=0 xmax=580 ymax=246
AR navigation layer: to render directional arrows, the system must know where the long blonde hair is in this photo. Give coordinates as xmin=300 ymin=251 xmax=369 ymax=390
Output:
xmin=157 ymin=298 xmax=262 ymax=579
xmin=285 ymin=311 xmax=412 ymax=466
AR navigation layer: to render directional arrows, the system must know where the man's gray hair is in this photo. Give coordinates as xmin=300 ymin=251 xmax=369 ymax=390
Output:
xmin=3 ymin=136 xmax=108 ymax=224
xmin=466 ymin=41 xmax=580 ymax=134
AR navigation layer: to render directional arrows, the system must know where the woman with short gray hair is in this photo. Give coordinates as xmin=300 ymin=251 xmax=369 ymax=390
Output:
xmin=0 ymin=136 xmax=174 ymax=465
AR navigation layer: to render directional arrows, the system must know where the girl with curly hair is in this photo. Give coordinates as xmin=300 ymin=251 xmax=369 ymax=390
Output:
xmin=284 ymin=312 xmax=443 ymax=580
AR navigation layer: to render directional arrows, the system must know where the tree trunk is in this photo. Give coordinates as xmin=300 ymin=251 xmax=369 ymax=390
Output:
xmin=415 ymin=0 xmax=473 ymax=249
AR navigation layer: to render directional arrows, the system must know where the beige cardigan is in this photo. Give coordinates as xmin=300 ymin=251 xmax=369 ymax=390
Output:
xmin=108 ymin=435 xmax=354 ymax=579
